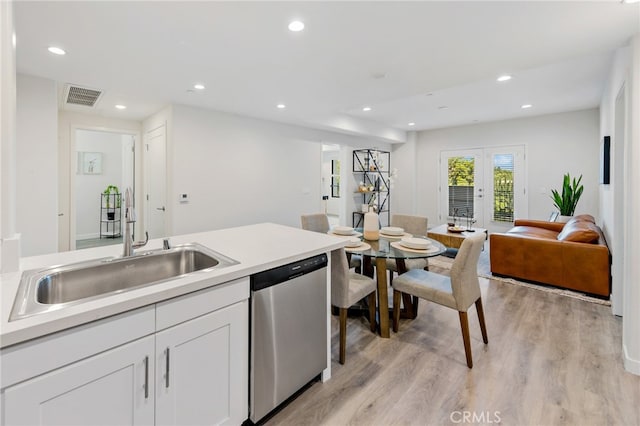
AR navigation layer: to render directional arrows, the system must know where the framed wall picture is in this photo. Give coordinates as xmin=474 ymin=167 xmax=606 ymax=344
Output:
xmin=78 ymin=152 xmax=103 ymax=174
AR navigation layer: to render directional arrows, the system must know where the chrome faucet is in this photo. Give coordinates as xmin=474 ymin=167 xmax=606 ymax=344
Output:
xmin=123 ymin=187 xmax=148 ymax=257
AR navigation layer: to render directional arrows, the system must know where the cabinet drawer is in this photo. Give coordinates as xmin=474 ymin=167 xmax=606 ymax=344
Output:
xmin=1 ymin=306 xmax=155 ymax=388
xmin=155 ymin=277 xmax=249 ymax=331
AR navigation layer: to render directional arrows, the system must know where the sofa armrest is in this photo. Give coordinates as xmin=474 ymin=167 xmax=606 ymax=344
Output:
xmin=513 ymin=219 xmax=565 ymax=233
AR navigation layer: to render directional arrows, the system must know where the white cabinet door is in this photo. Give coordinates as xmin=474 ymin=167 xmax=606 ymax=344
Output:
xmin=155 ymin=300 xmax=248 ymax=426
xmin=2 ymin=335 xmax=155 ymax=426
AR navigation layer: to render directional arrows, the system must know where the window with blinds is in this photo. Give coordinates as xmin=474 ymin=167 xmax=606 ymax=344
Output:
xmin=493 ymin=154 xmax=514 ymax=222
xmin=448 ymin=156 xmax=475 ymax=217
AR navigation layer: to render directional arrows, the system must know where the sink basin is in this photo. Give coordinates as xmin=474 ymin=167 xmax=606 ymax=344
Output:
xmin=10 ymin=243 xmax=238 ymax=321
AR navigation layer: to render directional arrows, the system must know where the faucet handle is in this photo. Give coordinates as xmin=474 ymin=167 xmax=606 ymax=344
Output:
xmin=132 ymin=232 xmax=149 ymax=249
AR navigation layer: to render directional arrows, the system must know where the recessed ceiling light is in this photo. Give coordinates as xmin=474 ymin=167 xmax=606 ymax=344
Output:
xmin=194 ymin=84 xmax=205 ymax=90
xmin=47 ymin=46 xmax=66 ymax=55
xmin=408 ymin=122 xmax=416 ymax=126
xmin=622 ymin=0 xmax=639 ymax=4
xmin=521 ymin=104 xmax=533 ymax=109
xmin=115 ymin=104 xmax=127 ymax=110
xmin=277 ymin=104 xmax=286 ymax=109
xmin=288 ymin=21 xmax=305 ymax=32
xmin=362 ymin=106 xmax=372 ymax=112
xmin=497 ymin=75 xmax=512 ymax=82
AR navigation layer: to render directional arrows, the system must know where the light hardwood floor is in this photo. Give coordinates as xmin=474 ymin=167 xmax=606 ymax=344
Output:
xmin=266 ymin=267 xmax=640 ymax=426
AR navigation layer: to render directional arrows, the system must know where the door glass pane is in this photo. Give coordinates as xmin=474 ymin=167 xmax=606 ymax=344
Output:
xmin=493 ymin=154 xmax=514 ymax=222
xmin=448 ymin=156 xmax=474 ymax=218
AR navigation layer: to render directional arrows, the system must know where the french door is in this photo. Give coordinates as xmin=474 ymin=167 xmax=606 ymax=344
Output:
xmin=440 ymin=146 xmax=527 ymax=232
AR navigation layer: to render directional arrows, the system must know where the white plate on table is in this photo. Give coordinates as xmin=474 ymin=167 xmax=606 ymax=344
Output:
xmin=344 ymin=237 xmax=362 ymax=248
xmin=399 ymin=237 xmax=432 ymax=250
xmin=380 ymin=226 xmax=404 ymax=236
xmin=332 ymin=226 xmax=355 ymax=235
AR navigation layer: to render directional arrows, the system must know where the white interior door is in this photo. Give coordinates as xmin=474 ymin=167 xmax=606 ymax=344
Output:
xmin=144 ymin=124 xmax=166 ymax=239
xmin=440 ymin=149 xmax=484 ymax=227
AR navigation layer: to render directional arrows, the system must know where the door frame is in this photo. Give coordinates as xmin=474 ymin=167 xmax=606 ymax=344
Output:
xmin=63 ymin=125 xmax=141 ymax=251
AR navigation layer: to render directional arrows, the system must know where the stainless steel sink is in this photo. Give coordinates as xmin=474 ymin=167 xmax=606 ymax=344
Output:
xmin=10 ymin=243 xmax=238 ymax=321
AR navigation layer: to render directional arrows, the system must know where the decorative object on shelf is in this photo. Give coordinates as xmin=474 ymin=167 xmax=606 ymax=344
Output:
xmin=100 ymin=188 xmax=122 ymax=238
xmin=462 ymin=206 xmax=476 ymax=232
xmin=551 ymin=173 xmax=583 ymax=221
xmin=102 ymin=185 xmax=121 ymax=208
xmin=363 ymin=208 xmax=380 ymax=241
xmin=352 ymin=149 xmax=391 ymax=227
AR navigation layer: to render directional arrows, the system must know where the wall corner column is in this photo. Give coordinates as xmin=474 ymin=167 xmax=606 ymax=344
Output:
xmin=0 ymin=0 xmax=20 ymax=272
xmin=623 ymin=32 xmax=640 ymax=376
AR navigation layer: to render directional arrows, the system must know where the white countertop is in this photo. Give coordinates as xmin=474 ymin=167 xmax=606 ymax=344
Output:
xmin=0 ymin=223 xmax=345 ymax=349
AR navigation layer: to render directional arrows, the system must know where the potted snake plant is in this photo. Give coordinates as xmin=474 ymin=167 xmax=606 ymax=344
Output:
xmin=551 ymin=173 xmax=583 ymax=222
xmin=102 ymin=185 xmax=121 ymax=216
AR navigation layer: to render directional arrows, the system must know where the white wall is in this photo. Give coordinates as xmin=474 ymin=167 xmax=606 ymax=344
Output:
xmin=600 ymin=47 xmax=631 ymax=316
xmin=75 ymin=130 xmax=129 ymax=240
xmin=623 ymin=33 xmax=640 ymax=376
xmin=169 ymin=105 xmax=323 ymax=233
xmin=148 ymin=104 xmax=391 ymax=236
xmin=402 ymin=109 xmax=600 ymax=229
xmin=15 ymin=74 xmax=58 ymax=256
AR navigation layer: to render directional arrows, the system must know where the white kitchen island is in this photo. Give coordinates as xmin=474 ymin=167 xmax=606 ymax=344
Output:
xmin=0 ymin=223 xmax=344 ymax=426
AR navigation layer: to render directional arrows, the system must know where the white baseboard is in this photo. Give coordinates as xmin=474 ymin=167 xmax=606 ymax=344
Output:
xmin=623 ymin=344 xmax=640 ymax=376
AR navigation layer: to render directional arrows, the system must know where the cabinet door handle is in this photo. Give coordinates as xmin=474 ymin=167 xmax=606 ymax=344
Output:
xmin=143 ymin=355 xmax=149 ymax=399
xmin=165 ymin=347 xmax=170 ymax=388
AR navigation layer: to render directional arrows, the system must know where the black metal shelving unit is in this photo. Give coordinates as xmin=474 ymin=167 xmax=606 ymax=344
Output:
xmin=100 ymin=193 xmax=122 ymax=238
xmin=352 ymin=149 xmax=390 ymax=228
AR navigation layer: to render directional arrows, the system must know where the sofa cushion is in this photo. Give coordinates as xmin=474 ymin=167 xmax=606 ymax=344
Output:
xmin=507 ymin=226 xmax=559 ymax=240
xmin=567 ymin=214 xmax=596 ymax=226
xmin=557 ymin=221 xmax=599 ymax=243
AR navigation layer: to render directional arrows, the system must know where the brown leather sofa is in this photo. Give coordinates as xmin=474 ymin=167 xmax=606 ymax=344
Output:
xmin=489 ymin=215 xmax=611 ymax=297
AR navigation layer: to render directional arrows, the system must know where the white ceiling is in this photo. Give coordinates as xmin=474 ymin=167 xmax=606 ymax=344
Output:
xmin=13 ymin=1 xmax=640 ymax=143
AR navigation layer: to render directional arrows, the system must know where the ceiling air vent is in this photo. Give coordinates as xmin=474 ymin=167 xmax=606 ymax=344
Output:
xmin=64 ymin=84 xmax=103 ymax=107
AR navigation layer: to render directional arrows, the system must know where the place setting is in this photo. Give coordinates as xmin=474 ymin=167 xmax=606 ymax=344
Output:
xmin=379 ymin=226 xmax=412 ymax=239
xmin=390 ymin=237 xmax=441 ymax=254
xmin=327 ymin=226 xmax=363 ymax=237
xmin=343 ymin=237 xmax=371 ymax=252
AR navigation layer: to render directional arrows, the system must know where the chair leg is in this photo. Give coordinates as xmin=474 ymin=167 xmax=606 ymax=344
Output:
xmin=367 ymin=292 xmax=377 ymax=332
xmin=392 ymin=290 xmax=401 ymax=332
xmin=458 ymin=311 xmax=473 ymax=368
xmin=475 ymin=297 xmax=489 ymax=344
xmin=339 ymin=308 xmax=347 ymax=364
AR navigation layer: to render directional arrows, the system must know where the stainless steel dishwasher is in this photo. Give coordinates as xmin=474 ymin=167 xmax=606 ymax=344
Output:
xmin=249 ymin=254 xmax=328 ymax=424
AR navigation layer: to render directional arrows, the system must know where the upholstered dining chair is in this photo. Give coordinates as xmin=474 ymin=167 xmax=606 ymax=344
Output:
xmin=391 ymin=233 xmax=488 ymax=368
xmin=300 ymin=213 xmax=330 ymax=233
xmin=301 ymin=213 xmax=361 ymax=271
xmin=386 ymin=214 xmax=429 ymax=284
xmin=331 ymin=248 xmax=377 ymax=364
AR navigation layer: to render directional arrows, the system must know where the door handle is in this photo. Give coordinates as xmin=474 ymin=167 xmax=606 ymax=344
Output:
xmin=165 ymin=347 xmax=170 ymax=388
xmin=143 ymin=356 xmax=149 ymax=399
xmin=156 ymin=207 xmax=166 ymax=211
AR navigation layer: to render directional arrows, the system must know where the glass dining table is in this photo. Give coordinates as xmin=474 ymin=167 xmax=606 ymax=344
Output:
xmin=343 ymin=230 xmax=446 ymax=338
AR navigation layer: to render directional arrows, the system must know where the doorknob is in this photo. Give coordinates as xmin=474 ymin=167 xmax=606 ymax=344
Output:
xmin=156 ymin=207 xmax=166 ymax=211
